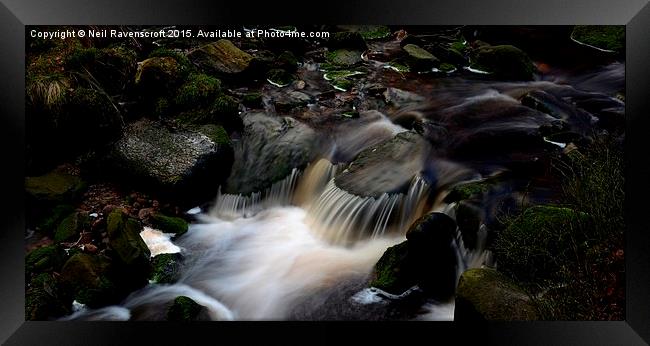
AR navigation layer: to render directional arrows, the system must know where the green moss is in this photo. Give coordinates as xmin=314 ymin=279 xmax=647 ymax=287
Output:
xmin=325 ymin=49 xmax=363 ymax=67
xmin=571 ymin=26 xmax=625 ymax=53
xmin=384 ymin=62 xmax=410 ymax=72
xmin=266 ymin=69 xmax=294 ymax=87
xmin=65 ymin=47 xmax=98 ymax=68
xmin=357 ymin=25 xmax=391 ymax=40
xmin=403 ymin=44 xmax=437 ymax=61
xmin=198 ymin=124 xmax=231 ymax=146
xmin=450 ymin=38 xmax=468 ymax=53
xmin=242 ymin=92 xmax=263 ymax=107
xmin=438 ymin=63 xmax=456 ymax=73
xmin=211 ymin=95 xmax=240 ymax=119
xmin=369 ymin=241 xmax=412 ymax=293
xmin=444 ymin=181 xmax=491 ymax=202
xmin=174 ymin=73 xmax=222 ymax=108
xmin=107 ymin=209 xmax=151 ymax=266
xmin=330 ymin=78 xmax=354 ymax=91
xmin=60 ymin=253 xmax=116 ymax=307
xmin=25 ymin=245 xmax=67 ymax=275
xmin=26 ymin=273 xmax=71 ymax=320
xmin=54 ymin=212 xmax=89 ymax=243
xmin=150 ymin=253 xmax=183 ymax=284
xmin=25 ymin=171 xmax=86 ymax=203
xmin=402 ymin=44 xmax=439 ymax=71
xmin=135 ymin=57 xmax=186 ymax=94
xmin=455 ymin=268 xmax=538 ymax=320
xmin=148 ymin=47 xmax=193 ymax=71
xmin=167 ymin=296 xmax=205 ymax=321
xmin=150 ymin=213 xmax=188 ymax=236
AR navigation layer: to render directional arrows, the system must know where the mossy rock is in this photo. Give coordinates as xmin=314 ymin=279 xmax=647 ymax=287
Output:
xmin=438 ymin=62 xmax=456 ymax=73
xmin=455 ymin=268 xmax=538 ymax=321
xmin=323 ymin=69 xmax=364 ymax=91
xmin=60 ymin=253 xmax=117 ymax=308
xmin=494 ymin=205 xmax=591 ymax=284
xmin=189 ymin=39 xmax=253 ymax=75
xmin=166 ymin=296 xmax=210 ymax=321
xmin=369 ymin=241 xmax=413 ymax=294
xmin=402 ymin=44 xmax=440 ymax=71
xmin=107 ymin=209 xmax=151 ymax=267
xmin=266 ymin=69 xmax=294 ymax=87
xmin=37 ymin=204 xmax=75 ymax=232
xmin=54 ymin=211 xmax=89 ymax=243
xmin=174 ymin=73 xmax=222 ymax=109
xmin=197 ymin=124 xmax=231 ymax=146
xmin=135 ymin=57 xmax=186 ymax=95
xmin=150 ymin=213 xmax=188 ymax=236
xmin=150 ymin=253 xmax=183 ymax=284
xmin=571 ymin=25 xmax=624 ymax=53
xmin=337 ymin=25 xmax=391 ymax=40
xmin=25 ymin=245 xmax=67 ymax=275
xmin=328 ymin=31 xmax=367 ymax=50
xmin=25 ymin=170 xmax=86 ymax=203
xmin=325 ymin=49 xmax=363 ymax=68
xmin=26 ymin=273 xmax=71 ymax=320
xmin=444 ymin=180 xmax=492 ymax=203
xmin=242 ymin=92 xmax=263 ymax=108
xmin=148 ymin=47 xmax=193 ymax=71
xmin=471 ymin=44 xmax=535 ymax=80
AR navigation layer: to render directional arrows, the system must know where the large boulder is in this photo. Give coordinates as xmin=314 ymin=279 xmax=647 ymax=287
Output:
xmin=455 ymin=268 xmax=538 ymax=320
xmin=225 ymin=113 xmax=320 ymax=195
xmin=189 ymin=39 xmax=253 ymax=75
xmin=335 ymin=131 xmax=430 ymax=198
xmin=370 ymin=212 xmax=458 ymax=299
xmin=108 ymin=119 xmax=233 ymax=199
xmin=471 ymin=44 xmax=536 ymax=80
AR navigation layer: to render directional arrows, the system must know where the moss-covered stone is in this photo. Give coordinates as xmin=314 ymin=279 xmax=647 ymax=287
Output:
xmin=455 ymin=268 xmax=538 ymax=321
xmin=60 ymin=253 xmax=117 ymax=308
xmin=369 ymin=241 xmax=412 ymax=293
xmin=189 ymin=39 xmax=253 ymax=75
xmin=242 ymin=92 xmax=263 ymax=108
xmin=150 ymin=213 xmax=188 ymax=236
xmin=26 ymin=273 xmax=71 ymax=320
xmin=444 ymin=180 xmax=492 ymax=203
xmin=471 ymin=44 xmax=535 ymax=81
xmin=494 ymin=205 xmax=591 ymax=284
xmin=135 ymin=57 xmax=186 ymax=95
xmin=25 ymin=170 xmax=86 ymax=203
xmin=357 ymin=25 xmax=391 ymax=40
xmin=148 ymin=47 xmax=193 ymax=71
xmin=402 ymin=44 xmax=439 ymax=71
xmin=197 ymin=124 xmax=231 ymax=146
xmin=166 ymin=296 xmax=209 ymax=321
xmin=54 ymin=211 xmax=89 ymax=243
xmin=325 ymin=49 xmax=363 ymax=68
xmin=438 ymin=62 xmax=456 ymax=73
xmin=107 ymin=209 xmax=151 ymax=266
xmin=150 ymin=253 xmax=183 ymax=284
xmin=571 ymin=25 xmax=624 ymax=53
xmin=174 ymin=73 xmax=221 ymax=109
xmin=266 ymin=69 xmax=294 ymax=87
xmin=25 ymin=245 xmax=67 ymax=275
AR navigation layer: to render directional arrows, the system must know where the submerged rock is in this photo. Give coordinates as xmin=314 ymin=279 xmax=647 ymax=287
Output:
xmin=189 ymin=39 xmax=253 ymax=75
xmin=335 ymin=131 xmax=430 ymax=198
xmin=108 ymin=119 xmax=233 ymax=198
xmin=150 ymin=253 xmax=183 ymax=284
xmin=455 ymin=268 xmax=538 ymax=320
xmin=225 ymin=113 xmax=320 ymax=195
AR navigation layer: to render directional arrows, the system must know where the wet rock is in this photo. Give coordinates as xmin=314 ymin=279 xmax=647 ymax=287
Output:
xmin=189 ymin=39 xmax=253 ymax=75
xmin=106 ymin=209 xmax=150 ymax=269
xmin=471 ymin=44 xmax=535 ymax=80
xmin=60 ymin=253 xmax=117 ymax=308
xmin=242 ymin=92 xmax=263 ymax=108
xmin=266 ymin=68 xmax=295 ymax=87
xmin=150 ymin=253 xmax=183 ymax=284
xmin=149 ymin=213 xmax=188 ymax=236
xmin=108 ymin=119 xmax=233 ymax=198
xmin=456 ymin=201 xmax=483 ymax=249
xmin=25 ymin=244 xmax=67 ymax=276
xmin=325 ymin=49 xmax=363 ymax=68
xmin=166 ymin=296 xmax=211 ymax=321
xmin=135 ymin=57 xmax=186 ymax=95
xmin=26 ymin=273 xmax=71 ymax=320
xmin=370 ymin=212 xmax=458 ymax=299
xmin=274 ymin=91 xmax=312 ymax=112
xmin=335 ymin=131 xmax=430 ymax=198
xmin=455 ymin=268 xmax=538 ymax=320
xmin=25 ymin=169 xmax=86 ymax=203
xmin=402 ymin=44 xmax=440 ymax=71
xmin=225 ymin=113 xmax=320 ymax=195
xmin=174 ymin=73 xmax=222 ymax=109
xmin=383 ymin=87 xmax=425 ymax=108
xmin=571 ymin=25 xmax=624 ymax=53
xmin=54 ymin=211 xmax=89 ymax=243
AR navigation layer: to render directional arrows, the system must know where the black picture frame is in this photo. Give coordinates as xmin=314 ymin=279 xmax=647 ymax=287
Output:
xmin=1 ymin=0 xmax=649 ymax=344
